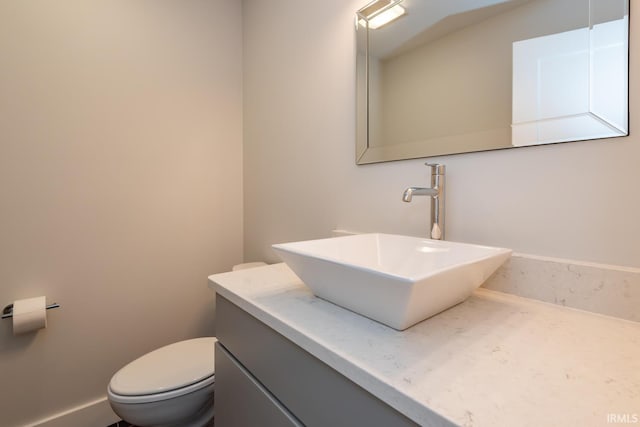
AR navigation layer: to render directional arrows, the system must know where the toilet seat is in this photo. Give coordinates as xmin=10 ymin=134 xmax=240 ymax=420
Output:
xmin=108 ymin=337 xmax=217 ymax=404
xmin=108 ymin=373 xmax=215 ymax=404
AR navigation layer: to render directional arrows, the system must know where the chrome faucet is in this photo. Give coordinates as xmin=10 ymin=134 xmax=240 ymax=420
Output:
xmin=402 ymin=163 xmax=446 ymax=240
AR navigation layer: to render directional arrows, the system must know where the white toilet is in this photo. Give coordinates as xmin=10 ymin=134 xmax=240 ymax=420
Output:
xmin=107 ymin=337 xmax=217 ymax=427
xmin=107 ymin=263 xmax=266 ymax=426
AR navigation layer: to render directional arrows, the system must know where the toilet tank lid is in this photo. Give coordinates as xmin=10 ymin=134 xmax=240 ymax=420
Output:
xmin=110 ymin=337 xmax=217 ymax=396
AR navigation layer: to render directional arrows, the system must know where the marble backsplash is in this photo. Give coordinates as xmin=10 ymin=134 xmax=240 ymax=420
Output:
xmin=483 ymin=254 xmax=640 ymax=322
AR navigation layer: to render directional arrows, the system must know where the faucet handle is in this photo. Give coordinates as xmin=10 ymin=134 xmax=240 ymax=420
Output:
xmin=425 ymin=163 xmax=445 ymax=175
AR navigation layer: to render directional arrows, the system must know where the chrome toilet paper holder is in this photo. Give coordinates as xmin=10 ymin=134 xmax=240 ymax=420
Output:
xmin=1 ymin=303 xmax=61 ymax=319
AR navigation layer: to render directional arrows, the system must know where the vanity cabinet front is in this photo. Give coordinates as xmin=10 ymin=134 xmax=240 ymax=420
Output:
xmin=214 ymin=295 xmax=418 ymax=427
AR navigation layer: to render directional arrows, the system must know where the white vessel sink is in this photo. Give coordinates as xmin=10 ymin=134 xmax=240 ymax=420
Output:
xmin=272 ymin=233 xmax=511 ymax=330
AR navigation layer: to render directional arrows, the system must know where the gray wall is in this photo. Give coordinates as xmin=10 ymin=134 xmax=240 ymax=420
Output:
xmin=243 ymin=0 xmax=640 ymax=268
xmin=0 ymin=1 xmax=243 ymax=425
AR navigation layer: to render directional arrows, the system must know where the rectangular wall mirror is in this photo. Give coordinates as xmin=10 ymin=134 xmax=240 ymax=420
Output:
xmin=355 ymin=0 xmax=629 ymax=164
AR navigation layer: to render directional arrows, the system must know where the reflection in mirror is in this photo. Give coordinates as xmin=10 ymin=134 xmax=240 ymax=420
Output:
xmin=355 ymin=0 xmax=629 ymax=164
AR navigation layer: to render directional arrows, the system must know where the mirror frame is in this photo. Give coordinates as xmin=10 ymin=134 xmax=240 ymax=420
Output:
xmin=355 ymin=0 xmax=630 ymax=165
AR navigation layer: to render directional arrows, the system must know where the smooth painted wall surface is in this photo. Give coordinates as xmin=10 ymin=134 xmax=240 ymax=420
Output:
xmin=243 ymin=0 xmax=640 ymax=268
xmin=0 ymin=1 xmax=242 ymax=425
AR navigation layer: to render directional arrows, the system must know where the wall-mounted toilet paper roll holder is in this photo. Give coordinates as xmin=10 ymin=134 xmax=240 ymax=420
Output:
xmin=1 ymin=303 xmax=61 ymax=319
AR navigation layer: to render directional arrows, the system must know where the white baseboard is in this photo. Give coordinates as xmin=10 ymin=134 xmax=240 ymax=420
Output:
xmin=28 ymin=396 xmax=119 ymax=427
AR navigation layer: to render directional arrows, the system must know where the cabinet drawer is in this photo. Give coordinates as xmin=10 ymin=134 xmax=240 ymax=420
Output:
xmin=216 ymin=295 xmax=418 ymax=427
xmin=215 ymin=342 xmax=303 ymax=427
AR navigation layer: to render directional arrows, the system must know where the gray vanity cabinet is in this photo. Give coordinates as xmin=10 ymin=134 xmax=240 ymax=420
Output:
xmin=215 ymin=295 xmax=419 ymax=427
xmin=215 ymin=343 xmax=302 ymax=426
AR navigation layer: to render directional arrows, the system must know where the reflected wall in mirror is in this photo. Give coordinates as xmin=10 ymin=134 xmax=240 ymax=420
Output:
xmin=355 ymin=0 xmax=629 ymax=164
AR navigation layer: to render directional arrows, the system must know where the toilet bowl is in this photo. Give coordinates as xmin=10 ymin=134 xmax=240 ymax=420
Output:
xmin=108 ymin=337 xmax=217 ymax=427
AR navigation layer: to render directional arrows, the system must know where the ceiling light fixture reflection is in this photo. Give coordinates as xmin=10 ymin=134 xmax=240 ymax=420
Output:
xmin=367 ymin=4 xmax=405 ymax=29
xmin=357 ymin=0 xmax=406 ymax=30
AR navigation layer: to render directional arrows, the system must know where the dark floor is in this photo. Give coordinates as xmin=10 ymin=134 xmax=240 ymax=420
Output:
xmin=108 ymin=416 xmax=214 ymax=426
xmin=107 ymin=419 xmax=214 ymax=426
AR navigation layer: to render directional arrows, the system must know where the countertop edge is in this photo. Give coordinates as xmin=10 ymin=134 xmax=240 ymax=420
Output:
xmin=210 ymin=277 xmax=457 ymax=427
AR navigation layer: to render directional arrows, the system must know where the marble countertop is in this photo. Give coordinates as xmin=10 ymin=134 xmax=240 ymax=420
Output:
xmin=209 ymin=263 xmax=640 ymax=427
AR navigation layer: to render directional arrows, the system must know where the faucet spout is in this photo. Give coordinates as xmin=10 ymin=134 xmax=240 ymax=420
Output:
xmin=402 ymin=163 xmax=446 ymax=240
xmin=402 ymin=187 xmax=438 ymax=202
